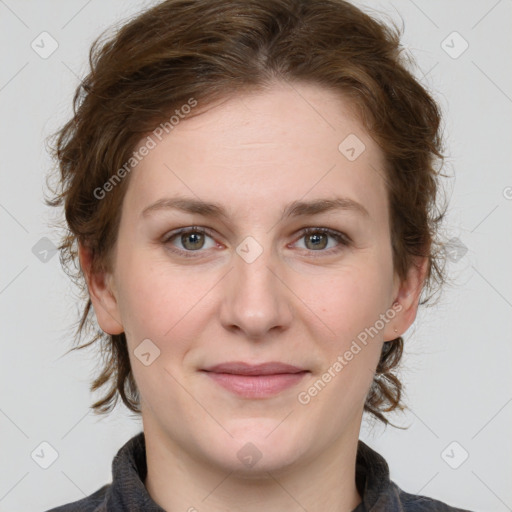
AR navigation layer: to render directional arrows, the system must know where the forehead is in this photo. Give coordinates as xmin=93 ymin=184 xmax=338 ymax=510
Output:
xmin=123 ymin=81 xmax=388 ymax=223
xmin=165 ymin=82 xmax=366 ymax=154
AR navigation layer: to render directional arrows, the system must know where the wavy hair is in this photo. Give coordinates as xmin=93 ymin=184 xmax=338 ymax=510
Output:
xmin=46 ymin=0 xmax=447 ymax=427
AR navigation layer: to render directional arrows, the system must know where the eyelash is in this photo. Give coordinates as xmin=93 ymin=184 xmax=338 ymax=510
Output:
xmin=162 ymin=226 xmax=351 ymax=259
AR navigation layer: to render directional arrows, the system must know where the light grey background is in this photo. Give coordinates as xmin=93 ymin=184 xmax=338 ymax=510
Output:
xmin=1 ymin=0 xmax=511 ymax=510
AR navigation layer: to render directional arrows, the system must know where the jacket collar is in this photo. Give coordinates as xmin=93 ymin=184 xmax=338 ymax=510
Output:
xmin=95 ymin=431 xmax=403 ymax=511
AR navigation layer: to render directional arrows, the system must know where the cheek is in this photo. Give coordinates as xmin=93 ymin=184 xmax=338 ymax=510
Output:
xmin=297 ymin=262 xmax=392 ymax=340
xmin=115 ymin=252 xmax=215 ymax=353
xmin=300 ymin=268 xmax=387 ymax=408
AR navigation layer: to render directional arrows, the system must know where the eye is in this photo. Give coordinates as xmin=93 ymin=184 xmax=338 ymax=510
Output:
xmin=162 ymin=226 xmax=218 ymax=257
xmin=162 ymin=226 xmax=351 ymax=258
xmin=292 ymin=227 xmax=351 ymax=255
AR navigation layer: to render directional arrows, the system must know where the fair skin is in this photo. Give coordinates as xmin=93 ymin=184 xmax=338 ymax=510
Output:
xmin=80 ymin=80 xmax=427 ymax=512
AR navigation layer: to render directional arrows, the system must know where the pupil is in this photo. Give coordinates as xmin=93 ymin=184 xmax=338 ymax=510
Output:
xmin=184 ymin=232 xmax=203 ymax=249
xmin=308 ymin=233 xmax=326 ymax=250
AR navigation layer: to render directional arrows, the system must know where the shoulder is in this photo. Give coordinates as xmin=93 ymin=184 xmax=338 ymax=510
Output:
xmin=392 ymin=481 xmax=474 ymax=512
xmin=43 ymin=483 xmax=110 ymax=512
xmin=355 ymin=440 xmax=474 ymax=512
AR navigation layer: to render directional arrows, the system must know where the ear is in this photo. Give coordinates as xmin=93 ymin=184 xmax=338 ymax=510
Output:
xmin=78 ymin=242 xmax=124 ymax=335
xmin=382 ymin=256 xmax=429 ymax=341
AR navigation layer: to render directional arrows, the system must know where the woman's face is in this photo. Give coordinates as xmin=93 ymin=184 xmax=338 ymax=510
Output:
xmin=86 ymin=81 xmax=424 ymax=473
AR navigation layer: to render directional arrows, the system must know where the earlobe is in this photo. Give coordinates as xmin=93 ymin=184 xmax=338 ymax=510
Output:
xmin=383 ymin=256 xmax=429 ymax=340
xmin=78 ymin=242 xmax=124 ymax=335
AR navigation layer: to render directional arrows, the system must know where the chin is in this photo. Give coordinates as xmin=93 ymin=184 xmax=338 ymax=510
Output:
xmin=205 ymin=426 xmax=305 ymax=474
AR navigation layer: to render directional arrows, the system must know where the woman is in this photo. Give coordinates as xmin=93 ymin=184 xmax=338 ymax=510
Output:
xmin=45 ymin=0 xmax=472 ymax=510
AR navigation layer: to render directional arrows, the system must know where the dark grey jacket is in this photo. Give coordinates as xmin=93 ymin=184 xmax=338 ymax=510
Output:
xmin=45 ymin=432 xmax=473 ymax=511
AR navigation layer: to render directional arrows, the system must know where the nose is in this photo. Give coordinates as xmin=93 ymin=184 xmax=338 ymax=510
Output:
xmin=219 ymin=238 xmax=293 ymax=340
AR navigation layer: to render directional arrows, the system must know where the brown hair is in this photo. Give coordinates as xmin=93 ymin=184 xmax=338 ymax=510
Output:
xmin=46 ymin=0 xmax=446 ymax=427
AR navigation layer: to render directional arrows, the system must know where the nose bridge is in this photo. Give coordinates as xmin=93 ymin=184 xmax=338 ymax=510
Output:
xmin=219 ymin=234 xmax=292 ymax=337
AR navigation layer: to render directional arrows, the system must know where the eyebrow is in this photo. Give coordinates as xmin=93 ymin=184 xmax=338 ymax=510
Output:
xmin=141 ymin=196 xmax=369 ymax=221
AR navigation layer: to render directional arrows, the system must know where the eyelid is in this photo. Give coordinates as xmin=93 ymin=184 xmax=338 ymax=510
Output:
xmin=297 ymin=226 xmax=352 ymax=245
xmin=162 ymin=225 xmax=215 ymax=243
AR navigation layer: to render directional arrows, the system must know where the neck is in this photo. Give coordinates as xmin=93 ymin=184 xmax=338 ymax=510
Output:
xmin=143 ymin=418 xmax=363 ymax=512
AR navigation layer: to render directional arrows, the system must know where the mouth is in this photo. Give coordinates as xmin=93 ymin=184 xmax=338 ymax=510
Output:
xmin=200 ymin=361 xmax=310 ymax=398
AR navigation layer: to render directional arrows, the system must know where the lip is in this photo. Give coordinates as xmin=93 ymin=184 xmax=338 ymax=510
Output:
xmin=200 ymin=361 xmax=309 ymax=398
xmin=201 ymin=361 xmax=306 ymax=375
